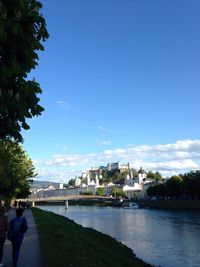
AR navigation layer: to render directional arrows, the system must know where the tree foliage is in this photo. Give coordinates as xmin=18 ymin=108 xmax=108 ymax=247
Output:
xmin=79 ymin=190 xmax=93 ymax=196
xmin=0 ymin=139 xmax=36 ymax=199
xmin=147 ymin=183 xmax=166 ymax=198
xmin=100 ymin=169 xmax=126 ymax=185
xmin=147 ymin=171 xmax=200 ymax=199
xmin=146 ymin=171 xmax=162 ymax=182
xmin=96 ymin=187 xmax=105 ymax=196
xmin=68 ymin=178 xmax=75 ymax=187
xmin=165 ymin=175 xmax=183 ymax=198
xmin=0 ymin=0 xmax=49 ymax=142
xmin=182 ymin=171 xmax=200 ymax=198
xmin=111 ymin=187 xmax=126 ymax=198
xmin=130 ymin=168 xmax=138 ymax=178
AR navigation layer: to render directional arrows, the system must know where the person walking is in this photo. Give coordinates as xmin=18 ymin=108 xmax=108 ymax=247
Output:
xmin=0 ymin=206 xmax=9 ymax=267
xmin=8 ymin=208 xmax=28 ymax=267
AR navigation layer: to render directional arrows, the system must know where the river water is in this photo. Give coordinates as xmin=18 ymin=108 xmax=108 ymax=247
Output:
xmin=38 ymin=205 xmax=200 ymax=267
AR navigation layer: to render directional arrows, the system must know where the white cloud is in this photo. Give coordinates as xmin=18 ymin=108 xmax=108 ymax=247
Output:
xmin=34 ymin=139 xmax=200 ymax=182
xmin=144 ymin=159 xmax=199 ymax=171
xmin=46 ymin=154 xmax=79 ymax=167
xmin=114 ymin=149 xmax=125 ymax=155
xmin=35 ymin=168 xmax=82 ymax=183
xmin=32 ymin=159 xmax=38 ymax=164
xmin=57 ymin=100 xmax=70 ymax=110
xmin=103 ymin=150 xmax=113 ymax=155
xmin=100 ymin=140 xmax=112 ymax=145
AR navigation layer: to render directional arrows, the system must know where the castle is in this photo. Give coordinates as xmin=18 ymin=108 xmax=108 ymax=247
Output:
xmin=74 ymin=162 xmax=152 ymax=199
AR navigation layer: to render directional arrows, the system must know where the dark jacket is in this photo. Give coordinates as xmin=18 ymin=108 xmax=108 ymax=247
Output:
xmin=8 ymin=216 xmax=28 ymax=239
xmin=0 ymin=215 xmax=9 ymax=238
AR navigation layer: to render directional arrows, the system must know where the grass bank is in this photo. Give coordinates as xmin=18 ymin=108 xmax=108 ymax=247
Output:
xmin=32 ymin=208 xmax=153 ymax=267
xmin=137 ymin=199 xmax=200 ymax=211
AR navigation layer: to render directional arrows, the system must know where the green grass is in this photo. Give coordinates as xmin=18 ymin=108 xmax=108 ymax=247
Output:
xmin=32 ymin=208 xmax=154 ymax=267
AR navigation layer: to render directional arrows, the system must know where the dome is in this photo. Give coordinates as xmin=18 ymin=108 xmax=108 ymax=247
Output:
xmin=138 ymin=167 xmax=146 ymax=174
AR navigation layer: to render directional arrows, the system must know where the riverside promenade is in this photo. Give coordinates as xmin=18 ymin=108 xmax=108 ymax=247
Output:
xmin=3 ymin=208 xmax=41 ymax=267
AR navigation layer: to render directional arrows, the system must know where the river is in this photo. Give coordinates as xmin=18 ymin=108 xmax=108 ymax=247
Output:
xmin=38 ymin=205 xmax=200 ymax=267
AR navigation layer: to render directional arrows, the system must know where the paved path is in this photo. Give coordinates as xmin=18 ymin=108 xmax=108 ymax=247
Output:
xmin=3 ymin=209 xmax=41 ymax=267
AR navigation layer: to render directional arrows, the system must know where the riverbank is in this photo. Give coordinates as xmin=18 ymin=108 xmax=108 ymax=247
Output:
xmin=137 ymin=199 xmax=200 ymax=210
xmin=35 ymin=199 xmax=130 ymax=208
xmin=32 ymin=208 xmax=153 ymax=267
xmin=69 ymin=199 xmax=130 ymax=207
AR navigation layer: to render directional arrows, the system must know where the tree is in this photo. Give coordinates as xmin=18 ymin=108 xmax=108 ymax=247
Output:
xmin=182 ymin=171 xmax=200 ymax=199
xmin=111 ymin=187 xmax=126 ymax=198
xmin=165 ymin=176 xmax=183 ymax=199
xmin=68 ymin=178 xmax=75 ymax=187
xmin=147 ymin=171 xmax=162 ymax=183
xmin=0 ymin=0 xmax=49 ymax=142
xmin=101 ymin=169 xmax=126 ymax=185
xmin=101 ymin=170 xmax=113 ymax=184
xmin=96 ymin=187 xmax=105 ymax=196
xmin=146 ymin=171 xmax=200 ymax=199
xmin=0 ymin=139 xmax=36 ymax=200
xmin=154 ymin=171 xmax=162 ymax=182
xmin=147 ymin=183 xmax=166 ymax=198
xmin=146 ymin=185 xmax=154 ymax=197
xmin=130 ymin=168 xmax=138 ymax=177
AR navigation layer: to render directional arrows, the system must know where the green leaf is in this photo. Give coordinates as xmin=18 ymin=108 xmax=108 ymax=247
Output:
xmin=0 ymin=0 xmax=48 ymax=142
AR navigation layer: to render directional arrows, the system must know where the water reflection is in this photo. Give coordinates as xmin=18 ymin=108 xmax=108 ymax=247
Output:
xmin=38 ymin=205 xmax=200 ymax=267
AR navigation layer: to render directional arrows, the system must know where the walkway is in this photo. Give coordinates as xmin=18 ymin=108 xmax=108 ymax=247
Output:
xmin=3 ymin=209 xmax=41 ymax=267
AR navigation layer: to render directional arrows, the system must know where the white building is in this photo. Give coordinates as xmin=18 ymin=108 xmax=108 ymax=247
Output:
xmin=123 ymin=184 xmax=142 ymax=199
xmin=138 ymin=167 xmax=147 ymax=184
xmin=59 ymin=183 xmax=64 ymax=189
xmin=75 ymin=177 xmax=81 ymax=187
xmin=122 ymin=167 xmax=148 ymax=199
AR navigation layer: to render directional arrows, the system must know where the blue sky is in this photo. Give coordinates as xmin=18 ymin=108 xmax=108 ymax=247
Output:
xmin=23 ymin=0 xmax=200 ymax=182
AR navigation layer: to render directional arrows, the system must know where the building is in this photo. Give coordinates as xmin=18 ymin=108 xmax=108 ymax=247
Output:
xmin=118 ymin=162 xmax=130 ymax=173
xmin=99 ymin=165 xmax=107 ymax=171
xmin=122 ymin=167 xmax=149 ymax=199
xmin=75 ymin=177 xmax=81 ymax=187
xmin=138 ymin=167 xmax=147 ymax=184
xmin=107 ymin=162 xmax=120 ymax=171
xmin=123 ymin=184 xmax=142 ymax=199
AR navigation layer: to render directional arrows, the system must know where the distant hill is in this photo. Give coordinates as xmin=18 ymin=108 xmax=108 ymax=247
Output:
xmin=31 ymin=180 xmax=60 ymax=189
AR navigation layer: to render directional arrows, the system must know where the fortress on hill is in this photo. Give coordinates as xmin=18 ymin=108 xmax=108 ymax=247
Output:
xmin=31 ymin=162 xmax=155 ymax=200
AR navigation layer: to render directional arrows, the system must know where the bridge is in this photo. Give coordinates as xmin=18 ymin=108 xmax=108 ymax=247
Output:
xmin=28 ymin=195 xmax=115 ymax=209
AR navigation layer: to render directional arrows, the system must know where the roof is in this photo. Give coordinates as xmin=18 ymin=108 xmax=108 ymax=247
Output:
xmin=138 ymin=167 xmax=146 ymax=174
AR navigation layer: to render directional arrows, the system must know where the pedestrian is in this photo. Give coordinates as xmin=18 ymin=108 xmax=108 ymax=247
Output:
xmin=13 ymin=200 xmax=18 ymax=209
xmin=8 ymin=208 xmax=28 ymax=267
xmin=0 ymin=206 xmax=9 ymax=267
